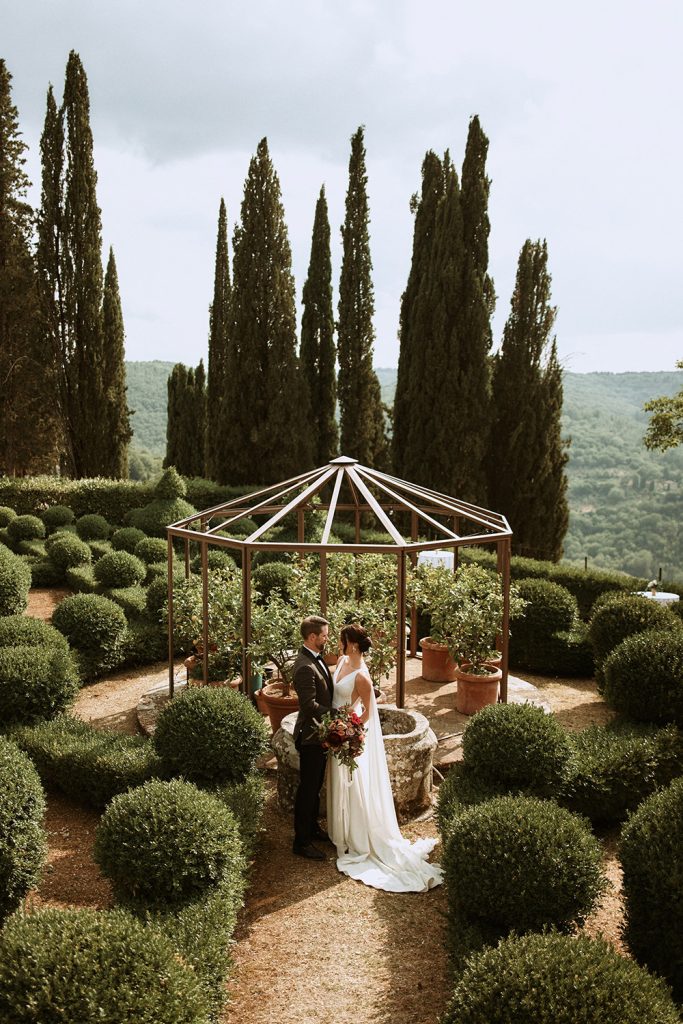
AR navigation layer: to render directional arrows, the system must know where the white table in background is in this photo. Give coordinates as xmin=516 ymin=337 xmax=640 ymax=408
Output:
xmin=635 ymin=591 xmax=680 ymax=607
xmin=417 ymin=550 xmax=455 ymax=570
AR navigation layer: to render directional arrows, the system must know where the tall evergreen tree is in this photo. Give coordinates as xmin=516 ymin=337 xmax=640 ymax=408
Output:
xmin=0 ymin=60 xmax=58 ymax=474
xmin=164 ymin=361 xmax=206 ymax=476
xmin=193 ymin=358 xmax=207 ymax=476
xmin=337 ymin=126 xmax=387 ymax=466
xmin=487 ymin=240 xmax=569 ymax=560
xmin=392 ymin=150 xmax=447 ymax=481
xmin=458 ymin=115 xmax=495 ymax=500
xmin=36 ymin=51 xmax=108 ymax=478
xmin=164 ymin=363 xmax=187 ymax=472
xmin=101 ymin=248 xmax=132 ymax=478
xmin=221 ymin=138 xmax=310 ymax=484
xmin=300 ymin=185 xmax=337 ymax=465
xmin=206 ymin=197 xmax=230 ymax=480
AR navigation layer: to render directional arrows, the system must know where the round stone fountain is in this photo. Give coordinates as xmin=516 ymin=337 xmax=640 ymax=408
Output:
xmin=271 ymin=705 xmax=438 ymax=823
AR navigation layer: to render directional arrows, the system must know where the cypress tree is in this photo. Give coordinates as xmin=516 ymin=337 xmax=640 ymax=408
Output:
xmin=193 ymin=358 xmax=207 ymax=476
xmin=164 ymin=363 xmax=186 ymax=472
xmin=37 ymin=51 xmax=108 ymax=478
xmin=0 ymin=60 xmax=58 ymax=475
xmin=337 ymin=126 xmax=387 ymax=466
xmin=222 ymin=137 xmax=310 ymax=484
xmin=458 ymin=115 xmax=495 ymax=501
xmin=393 ymin=150 xmax=446 ymax=481
xmin=487 ymin=240 xmax=569 ymax=560
xmin=206 ymin=198 xmax=230 ymax=480
xmin=300 ymin=185 xmax=337 ymax=465
xmin=101 ymin=248 xmax=132 ymax=478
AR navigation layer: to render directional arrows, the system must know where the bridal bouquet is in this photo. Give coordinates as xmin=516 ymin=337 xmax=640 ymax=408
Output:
xmin=315 ymin=706 xmax=366 ymax=774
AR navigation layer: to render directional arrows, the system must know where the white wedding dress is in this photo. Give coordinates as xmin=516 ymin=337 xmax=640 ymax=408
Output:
xmin=326 ymin=657 xmax=443 ymax=893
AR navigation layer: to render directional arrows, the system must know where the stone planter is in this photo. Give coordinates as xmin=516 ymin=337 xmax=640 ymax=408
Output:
xmin=271 ymin=706 xmax=438 ymax=823
xmin=419 ymin=636 xmax=458 ymax=683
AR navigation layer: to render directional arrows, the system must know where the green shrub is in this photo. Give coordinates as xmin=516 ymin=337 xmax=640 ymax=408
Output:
xmin=144 ymin=560 xmax=169 ymax=583
xmin=94 ymin=550 xmax=146 ymax=588
xmin=0 ymin=546 xmax=31 ymax=616
xmin=253 ymin=561 xmax=293 ymax=602
xmin=134 ymin=536 xmax=168 ymax=564
xmin=86 ymin=538 xmax=112 ymax=560
xmin=7 ymin=514 xmax=45 ymax=545
xmin=64 ymin=564 xmax=97 ymax=592
xmin=16 ymin=538 xmax=46 ymax=558
xmin=154 ymin=466 xmax=187 ymax=498
xmin=144 ymin=874 xmax=244 ymax=1020
xmin=40 ymin=504 xmax=75 ymax=532
xmin=190 ymin=547 xmax=237 ymax=573
xmin=211 ymin=772 xmax=267 ymax=860
xmin=147 ymin=574 xmax=176 ymax=617
xmin=120 ymin=618 xmax=168 ymax=667
xmin=75 ymin=513 xmax=111 ymax=540
xmin=95 ymin=778 xmax=244 ymax=910
xmin=29 ymin=560 xmax=64 ymax=587
xmin=0 ymin=907 xmax=211 ymax=1024
xmin=8 ymin=716 xmax=164 ymax=809
xmin=461 ymin=703 xmax=572 ymax=797
xmin=436 ymin=763 xmax=502 ymax=833
xmin=153 ymin=686 xmax=269 ymax=785
xmin=0 ymin=506 xmax=16 ymax=527
xmin=442 ymin=931 xmax=680 ymax=1024
xmin=106 ymin=585 xmax=147 ymax=618
xmin=602 ymin=629 xmax=683 ymax=724
xmin=0 ymin=614 xmax=69 ymax=653
xmin=442 ymin=795 xmax=605 ymax=934
xmin=564 ymin=721 xmax=683 ymax=824
xmin=111 ymin=526 xmax=147 ymax=552
xmin=52 ymin=593 xmax=127 ymax=679
xmin=620 ymin=776 xmax=683 ymax=1000
xmin=128 ymin=496 xmax=197 ymax=537
xmin=0 ymin=736 xmax=47 ymax=925
xmin=509 ymin=578 xmax=582 ymax=673
xmin=588 ymin=594 xmax=681 ymax=680
xmin=45 ymin=532 xmax=92 ymax=572
xmin=0 ymin=645 xmax=80 ymax=725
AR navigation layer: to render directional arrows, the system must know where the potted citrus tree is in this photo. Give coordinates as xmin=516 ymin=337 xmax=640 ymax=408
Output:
xmin=167 ymin=565 xmax=243 ymax=687
xmin=249 ymin=592 xmax=301 ymax=732
xmin=410 ymin=563 xmax=460 ymax=682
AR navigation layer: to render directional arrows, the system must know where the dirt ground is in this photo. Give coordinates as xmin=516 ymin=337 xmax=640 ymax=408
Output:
xmin=24 ymin=589 xmax=626 ymax=1022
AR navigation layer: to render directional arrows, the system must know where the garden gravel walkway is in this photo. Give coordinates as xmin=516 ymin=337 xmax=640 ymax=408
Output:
xmin=24 ymin=588 xmax=625 ymax=1022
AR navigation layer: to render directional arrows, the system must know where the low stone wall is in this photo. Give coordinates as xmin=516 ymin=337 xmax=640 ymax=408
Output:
xmin=271 ymin=706 xmax=437 ymax=823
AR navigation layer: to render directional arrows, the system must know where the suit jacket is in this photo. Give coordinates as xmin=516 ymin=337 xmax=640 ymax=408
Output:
xmin=291 ymin=646 xmax=334 ymax=748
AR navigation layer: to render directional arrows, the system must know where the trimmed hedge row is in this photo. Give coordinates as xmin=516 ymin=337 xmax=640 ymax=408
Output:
xmin=442 ymin=931 xmax=681 ymax=1024
xmin=0 ymin=645 xmax=80 ymax=725
xmin=437 ymin=702 xmax=683 ymax=827
xmin=620 ymin=776 xmax=683 ymax=1002
xmin=602 ymin=629 xmax=683 ymax=724
xmin=0 ymin=545 xmax=31 ymax=617
xmin=52 ymin=593 xmax=128 ymax=680
xmin=588 ymin=593 xmax=682 ymax=682
xmin=0 ymin=736 xmax=47 ymax=925
xmin=0 ymin=907 xmax=211 ymax=1024
xmin=7 ymin=716 xmax=164 ymax=809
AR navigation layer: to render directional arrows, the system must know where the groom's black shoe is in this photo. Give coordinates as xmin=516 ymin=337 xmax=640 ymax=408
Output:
xmin=312 ymin=827 xmax=331 ymax=843
xmin=292 ymin=842 xmax=325 ymax=861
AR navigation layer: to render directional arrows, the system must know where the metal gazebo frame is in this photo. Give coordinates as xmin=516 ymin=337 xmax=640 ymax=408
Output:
xmin=166 ymin=456 xmax=513 ymax=708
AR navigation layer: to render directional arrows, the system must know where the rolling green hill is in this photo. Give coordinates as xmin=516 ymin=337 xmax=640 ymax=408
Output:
xmin=126 ymin=362 xmax=683 ymax=583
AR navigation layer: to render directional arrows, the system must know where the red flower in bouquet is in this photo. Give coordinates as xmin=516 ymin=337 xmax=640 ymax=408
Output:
xmin=314 ymin=705 xmax=366 ymax=774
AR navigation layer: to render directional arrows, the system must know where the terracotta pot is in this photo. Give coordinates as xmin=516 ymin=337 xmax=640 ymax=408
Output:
xmin=455 ymin=664 xmax=502 ymax=716
xmin=419 ymin=637 xmax=458 ymax=683
xmin=259 ymin=679 xmax=299 ymax=733
xmin=485 ymin=652 xmax=502 ymax=670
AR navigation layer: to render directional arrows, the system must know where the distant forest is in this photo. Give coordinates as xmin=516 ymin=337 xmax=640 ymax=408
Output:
xmin=126 ymin=363 xmax=683 ymax=584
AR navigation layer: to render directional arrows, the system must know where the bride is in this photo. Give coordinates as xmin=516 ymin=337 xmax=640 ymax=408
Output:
xmin=326 ymin=623 xmax=443 ymax=893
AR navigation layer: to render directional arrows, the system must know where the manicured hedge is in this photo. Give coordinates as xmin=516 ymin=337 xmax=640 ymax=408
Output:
xmin=45 ymin=532 xmax=92 ymax=572
xmin=588 ymin=594 xmax=681 ymax=681
xmin=40 ymin=505 xmax=75 ymax=532
xmin=442 ymin=931 xmax=681 ymax=1024
xmin=29 ymin=560 xmax=64 ymax=587
xmin=253 ymin=561 xmax=293 ymax=601
xmin=0 ymin=736 xmax=47 ymax=925
xmin=94 ymin=778 xmax=244 ymax=911
xmin=0 ymin=506 xmax=16 ymax=527
xmin=620 ymin=776 xmax=683 ymax=1001
xmin=0 ymin=907 xmax=211 ymax=1024
xmin=111 ymin=526 xmax=147 ymax=552
xmin=94 ymin=551 xmax=146 ymax=588
xmin=8 ymin=716 xmax=164 ymax=809
xmin=211 ymin=773 xmax=267 ymax=861
xmin=0 ymin=645 xmax=80 ymax=725
xmin=128 ymin=496 xmax=197 ymax=537
xmin=564 ymin=721 xmax=683 ymax=824
xmin=7 ymin=514 xmax=45 ymax=545
xmin=75 ymin=513 xmax=111 ymax=540
xmin=0 ymin=614 xmax=69 ymax=654
xmin=52 ymin=593 xmax=128 ymax=679
xmin=602 ymin=629 xmax=683 ymax=724
xmin=134 ymin=536 xmax=168 ymax=564
xmin=0 ymin=546 xmax=31 ymax=617
xmin=153 ymin=687 xmax=269 ymax=785
xmin=106 ymin=585 xmax=148 ymax=618
xmin=509 ymin=577 xmax=594 ymax=676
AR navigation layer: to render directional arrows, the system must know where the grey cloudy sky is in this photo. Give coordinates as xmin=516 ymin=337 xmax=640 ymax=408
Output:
xmin=2 ymin=0 xmax=682 ymax=373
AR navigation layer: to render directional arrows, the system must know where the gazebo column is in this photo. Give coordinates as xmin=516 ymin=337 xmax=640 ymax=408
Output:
xmin=497 ymin=537 xmax=511 ymax=704
xmin=409 ymin=512 xmax=418 ymax=658
xmin=320 ymin=551 xmax=328 ymax=615
xmin=396 ymin=550 xmax=406 ymax=708
xmin=242 ymin=546 xmax=252 ymax=697
xmin=184 ymin=537 xmax=190 ymax=578
xmin=201 ymin=537 xmax=209 ymax=686
xmin=167 ymin=535 xmax=175 ymax=698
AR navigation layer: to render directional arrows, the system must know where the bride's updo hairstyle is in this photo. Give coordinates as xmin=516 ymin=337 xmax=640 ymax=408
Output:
xmin=340 ymin=623 xmax=372 ymax=654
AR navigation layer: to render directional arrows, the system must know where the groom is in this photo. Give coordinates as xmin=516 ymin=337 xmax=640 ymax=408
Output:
xmin=291 ymin=615 xmax=334 ymax=860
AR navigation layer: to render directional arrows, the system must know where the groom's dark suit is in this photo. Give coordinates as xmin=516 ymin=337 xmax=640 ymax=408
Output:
xmin=291 ymin=646 xmax=334 ymax=850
